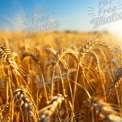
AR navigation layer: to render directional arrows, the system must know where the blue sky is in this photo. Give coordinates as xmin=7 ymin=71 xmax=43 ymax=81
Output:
xmin=0 ymin=0 xmax=122 ymax=33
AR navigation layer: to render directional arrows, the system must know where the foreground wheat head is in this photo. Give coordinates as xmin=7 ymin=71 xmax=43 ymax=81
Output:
xmin=84 ymin=97 xmax=122 ymax=122
xmin=13 ymin=87 xmax=38 ymax=122
xmin=38 ymin=94 xmax=65 ymax=122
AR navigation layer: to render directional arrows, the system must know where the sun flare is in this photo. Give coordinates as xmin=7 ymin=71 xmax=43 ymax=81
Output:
xmin=108 ymin=21 xmax=122 ymax=39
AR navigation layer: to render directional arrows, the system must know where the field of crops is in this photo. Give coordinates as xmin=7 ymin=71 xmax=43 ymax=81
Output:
xmin=0 ymin=32 xmax=122 ymax=122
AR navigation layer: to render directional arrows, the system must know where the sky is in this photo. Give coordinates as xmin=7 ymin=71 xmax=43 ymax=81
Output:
xmin=0 ymin=0 xmax=122 ymax=34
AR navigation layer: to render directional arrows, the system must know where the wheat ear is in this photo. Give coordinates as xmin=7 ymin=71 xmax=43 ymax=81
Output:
xmin=38 ymin=94 xmax=65 ymax=122
xmin=84 ymin=97 xmax=122 ymax=122
xmin=13 ymin=87 xmax=38 ymax=122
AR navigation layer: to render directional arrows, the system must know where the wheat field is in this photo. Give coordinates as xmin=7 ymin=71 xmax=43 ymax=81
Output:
xmin=0 ymin=32 xmax=121 ymax=122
